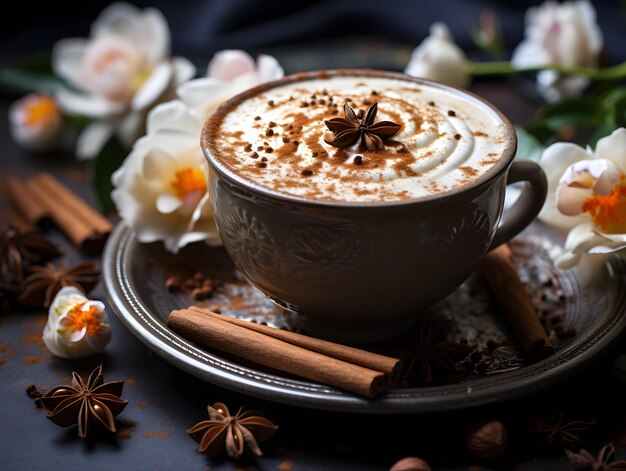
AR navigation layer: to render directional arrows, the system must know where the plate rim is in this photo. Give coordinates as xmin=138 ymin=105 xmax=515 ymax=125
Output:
xmin=103 ymin=223 xmax=626 ymax=413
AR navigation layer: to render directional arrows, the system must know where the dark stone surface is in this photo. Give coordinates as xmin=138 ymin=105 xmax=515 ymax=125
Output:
xmin=1 ymin=35 xmax=626 ymax=471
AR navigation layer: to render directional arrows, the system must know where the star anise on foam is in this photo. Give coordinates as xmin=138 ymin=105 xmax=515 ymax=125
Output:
xmin=18 ymin=260 xmax=100 ymax=308
xmin=40 ymin=365 xmax=128 ymax=439
xmin=324 ymin=102 xmax=401 ymax=151
xmin=526 ymin=411 xmax=596 ymax=448
xmin=0 ymin=225 xmax=61 ymax=287
xmin=566 ymin=443 xmax=626 ymax=470
xmin=388 ymin=325 xmax=471 ymax=385
xmin=188 ymin=402 xmax=278 ymax=459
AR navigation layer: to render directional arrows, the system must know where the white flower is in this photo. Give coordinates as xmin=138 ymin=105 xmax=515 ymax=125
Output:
xmin=112 ymin=50 xmax=283 ymax=253
xmin=404 ymin=23 xmax=470 ymax=89
xmin=43 ymin=286 xmax=111 ymax=359
xmin=539 ymin=128 xmax=626 ymax=272
xmin=52 ymin=2 xmax=195 ymax=159
xmin=9 ymin=94 xmax=63 ymax=150
xmin=511 ymin=0 xmax=603 ymax=102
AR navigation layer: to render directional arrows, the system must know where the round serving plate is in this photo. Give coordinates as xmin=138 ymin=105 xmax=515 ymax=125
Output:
xmin=103 ymin=221 xmax=626 ymax=414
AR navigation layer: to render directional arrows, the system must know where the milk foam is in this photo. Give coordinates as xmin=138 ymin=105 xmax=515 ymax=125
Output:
xmin=210 ymin=75 xmax=510 ymax=202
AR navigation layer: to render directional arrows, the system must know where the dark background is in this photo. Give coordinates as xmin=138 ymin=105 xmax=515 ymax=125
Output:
xmin=1 ymin=0 xmax=625 ymax=75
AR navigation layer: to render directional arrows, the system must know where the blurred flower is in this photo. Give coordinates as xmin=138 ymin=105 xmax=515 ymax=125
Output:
xmin=539 ymin=128 xmax=626 ymax=271
xmin=404 ymin=23 xmax=470 ymax=89
xmin=52 ymin=2 xmax=195 ymax=159
xmin=472 ymin=10 xmax=506 ymax=59
xmin=43 ymin=286 xmax=111 ymax=359
xmin=511 ymin=0 xmax=603 ymax=102
xmin=112 ymin=50 xmax=283 ymax=253
xmin=9 ymin=94 xmax=63 ymax=150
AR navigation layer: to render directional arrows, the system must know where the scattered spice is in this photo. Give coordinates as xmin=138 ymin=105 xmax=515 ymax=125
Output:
xmin=26 ymin=384 xmax=45 ymax=409
xmin=267 ymin=101 xmax=275 ymax=107
xmin=40 ymin=365 xmax=128 ymax=439
xmin=251 ymin=152 xmax=259 ymax=159
xmin=268 ymin=121 xmax=276 ymax=128
xmin=244 ymin=143 xmax=252 ymax=152
xmin=0 ymin=225 xmax=61 ymax=299
xmin=324 ymin=102 xmax=401 ymax=151
xmin=454 ymin=134 xmax=461 ymax=140
xmin=448 ymin=110 xmax=456 ymax=117
xmin=566 ymin=442 xmax=626 ymax=470
xmin=354 ymin=155 xmax=363 ymax=165
xmin=265 ymin=129 xmax=274 ymax=137
xmin=187 ymin=402 xmax=278 ymax=459
xmin=265 ymin=147 xmax=273 ymax=153
xmin=254 ymin=116 xmax=261 ymax=121
xmin=526 ymin=412 xmax=596 ymax=448
xmin=301 ymin=169 xmax=314 ymax=177
xmin=18 ymin=260 xmax=100 ymax=308
xmin=387 ymin=325 xmax=471 ymax=385
xmin=466 ymin=420 xmax=509 ymax=460
xmin=428 ymin=101 xmax=435 ymax=106
xmin=165 ymin=272 xmax=219 ymax=301
xmin=389 ymin=457 xmax=431 ymax=471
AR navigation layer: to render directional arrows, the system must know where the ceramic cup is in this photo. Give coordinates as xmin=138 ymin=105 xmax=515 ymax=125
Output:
xmin=201 ymin=69 xmax=547 ymax=343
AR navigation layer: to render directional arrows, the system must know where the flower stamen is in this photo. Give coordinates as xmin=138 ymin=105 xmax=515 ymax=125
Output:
xmin=23 ymin=96 xmax=58 ymax=127
xmin=171 ymin=168 xmax=206 ymax=200
xmin=66 ymin=303 xmax=103 ymax=335
xmin=582 ymin=182 xmax=626 ymax=233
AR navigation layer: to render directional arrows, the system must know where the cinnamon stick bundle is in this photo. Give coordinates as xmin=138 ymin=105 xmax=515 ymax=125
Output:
xmin=6 ymin=173 xmax=112 ymax=254
xmin=478 ymin=244 xmax=554 ymax=362
xmin=167 ymin=308 xmax=401 ymax=397
xmin=6 ymin=176 xmax=50 ymax=227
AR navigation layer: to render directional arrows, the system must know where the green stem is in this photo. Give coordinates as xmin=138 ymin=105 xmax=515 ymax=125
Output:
xmin=468 ymin=61 xmax=626 ymax=80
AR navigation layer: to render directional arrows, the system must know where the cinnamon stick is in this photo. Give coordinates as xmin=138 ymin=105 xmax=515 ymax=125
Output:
xmin=30 ymin=173 xmax=111 ymax=254
xmin=188 ymin=305 xmax=401 ymax=380
xmin=478 ymin=244 xmax=554 ymax=362
xmin=34 ymin=173 xmax=112 ymax=236
xmin=5 ymin=176 xmax=50 ymax=227
xmin=167 ymin=308 xmax=389 ymax=398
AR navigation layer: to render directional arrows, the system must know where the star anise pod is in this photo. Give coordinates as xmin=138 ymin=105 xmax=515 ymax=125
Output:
xmin=527 ymin=411 xmax=596 ymax=448
xmin=18 ymin=260 xmax=100 ymax=308
xmin=566 ymin=443 xmax=626 ymax=470
xmin=40 ymin=365 xmax=128 ymax=439
xmin=0 ymin=225 xmax=61 ymax=285
xmin=388 ymin=325 xmax=471 ymax=385
xmin=324 ymin=102 xmax=401 ymax=151
xmin=188 ymin=402 xmax=278 ymax=459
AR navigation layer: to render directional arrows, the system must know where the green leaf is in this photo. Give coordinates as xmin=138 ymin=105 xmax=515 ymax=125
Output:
xmin=515 ymin=126 xmax=546 ymax=162
xmin=541 ymin=97 xmax=607 ymax=129
xmin=0 ymin=67 xmax=63 ymax=94
xmin=88 ymin=136 xmax=127 ymax=212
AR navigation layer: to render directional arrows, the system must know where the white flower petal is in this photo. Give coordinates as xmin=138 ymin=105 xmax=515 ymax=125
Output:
xmin=256 ymin=54 xmax=285 ymax=82
xmin=177 ymin=77 xmax=232 ymax=116
xmin=147 ymin=100 xmax=202 ymax=136
xmin=556 ymin=222 xmax=626 ymax=269
xmin=142 ymin=148 xmax=177 ymax=180
xmin=156 ymin=193 xmax=181 ymax=213
xmin=555 ymin=185 xmax=593 ymax=216
xmin=56 ymin=88 xmax=125 ymax=118
xmin=172 ymin=56 xmax=196 ymax=85
xmin=595 ymin=128 xmax=626 ymax=172
xmin=207 ymin=50 xmax=256 ymax=81
xmin=139 ymin=7 xmax=171 ymax=63
xmin=404 ymin=23 xmax=469 ymax=89
xmin=538 ymin=142 xmax=592 ymax=230
xmin=51 ymin=38 xmax=88 ymax=90
xmin=511 ymin=39 xmax=551 ymax=68
xmin=132 ymin=62 xmax=173 ymax=111
xmin=70 ymin=326 xmax=87 ymax=343
xmin=76 ymin=121 xmax=115 ymax=160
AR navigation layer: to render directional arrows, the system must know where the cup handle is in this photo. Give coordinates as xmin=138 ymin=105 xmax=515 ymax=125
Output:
xmin=488 ymin=160 xmax=548 ymax=251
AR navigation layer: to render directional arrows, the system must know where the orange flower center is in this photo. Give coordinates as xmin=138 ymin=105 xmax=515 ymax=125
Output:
xmin=66 ymin=303 xmax=103 ymax=335
xmin=24 ymin=96 xmax=58 ymax=127
xmin=582 ymin=182 xmax=626 ymax=233
xmin=171 ymin=168 xmax=206 ymax=199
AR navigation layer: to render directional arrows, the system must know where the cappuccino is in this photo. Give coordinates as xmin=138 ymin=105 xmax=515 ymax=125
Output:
xmin=207 ymin=72 xmax=509 ymax=203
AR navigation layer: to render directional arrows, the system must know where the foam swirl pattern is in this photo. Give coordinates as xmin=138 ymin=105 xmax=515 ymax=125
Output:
xmin=211 ymin=76 xmax=508 ymax=202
